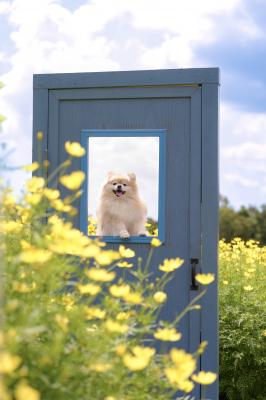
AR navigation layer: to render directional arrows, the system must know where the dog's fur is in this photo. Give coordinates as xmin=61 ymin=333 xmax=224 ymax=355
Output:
xmin=96 ymin=171 xmax=147 ymax=238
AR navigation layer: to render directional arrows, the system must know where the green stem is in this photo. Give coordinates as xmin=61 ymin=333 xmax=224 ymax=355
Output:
xmin=47 ymin=158 xmax=72 ymax=185
xmin=143 ymin=247 xmax=154 ymax=275
xmin=173 ymin=288 xmax=207 ymax=325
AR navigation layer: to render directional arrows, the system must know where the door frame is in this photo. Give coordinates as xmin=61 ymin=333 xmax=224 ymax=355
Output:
xmin=33 ymin=68 xmax=219 ymax=400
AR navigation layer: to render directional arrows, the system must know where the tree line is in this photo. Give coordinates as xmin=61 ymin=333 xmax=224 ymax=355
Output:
xmin=219 ymin=196 xmax=266 ymax=245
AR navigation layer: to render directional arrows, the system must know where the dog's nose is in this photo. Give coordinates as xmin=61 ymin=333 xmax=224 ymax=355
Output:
xmin=117 ymin=184 xmax=122 ymax=190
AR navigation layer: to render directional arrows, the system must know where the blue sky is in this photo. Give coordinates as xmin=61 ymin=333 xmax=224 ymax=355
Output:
xmin=0 ymin=0 xmax=265 ymax=209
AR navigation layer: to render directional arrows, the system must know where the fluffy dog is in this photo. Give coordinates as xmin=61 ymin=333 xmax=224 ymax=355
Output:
xmin=96 ymin=171 xmax=147 ymax=238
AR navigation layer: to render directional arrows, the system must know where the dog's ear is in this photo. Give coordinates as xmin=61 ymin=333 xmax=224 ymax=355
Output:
xmin=107 ymin=171 xmax=116 ymax=179
xmin=128 ymin=172 xmax=136 ymax=181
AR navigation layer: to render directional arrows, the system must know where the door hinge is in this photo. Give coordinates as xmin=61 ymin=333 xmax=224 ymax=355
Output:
xmin=190 ymin=258 xmax=199 ymax=290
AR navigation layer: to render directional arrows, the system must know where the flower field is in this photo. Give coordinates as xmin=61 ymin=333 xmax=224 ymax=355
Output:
xmin=0 ymin=139 xmax=216 ymax=400
xmin=219 ymin=239 xmax=266 ymax=400
xmin=2 ymin=136 xmax=265 ymax=400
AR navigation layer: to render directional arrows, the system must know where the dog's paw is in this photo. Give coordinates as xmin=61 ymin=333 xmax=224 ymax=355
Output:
xmin=139 ymin=231 xmax=147 ymax=237
xmin=120 ymin=230 xmax=130 ymax=239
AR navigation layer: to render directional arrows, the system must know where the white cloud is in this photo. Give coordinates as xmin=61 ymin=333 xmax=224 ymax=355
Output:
xmin=220 ymin=102 xmax=266 ymax=207
xmin=224 ymin=173 xmax=259 ymax=189
xmin=0 ymin=1 xmax=11 ymax=14
xmin=223 ymin=142 xmax=266 ymax=161
xmin=221 ymin=102 xmax=266 ymax=140
xmin=0 ymin=0 xmax=265 ymax=209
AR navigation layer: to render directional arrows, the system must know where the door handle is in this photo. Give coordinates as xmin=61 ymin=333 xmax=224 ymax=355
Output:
xmin=190 ymin=258 xmax=199 ymax=290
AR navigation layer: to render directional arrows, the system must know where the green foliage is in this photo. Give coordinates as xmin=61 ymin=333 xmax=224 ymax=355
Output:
xmin=219 ymin=239 xmax=266 ymax=400
xmin=0 ymin=142 xmax=214 ymax=399
xmin=219 ymin=196 xmax=266 ymax=245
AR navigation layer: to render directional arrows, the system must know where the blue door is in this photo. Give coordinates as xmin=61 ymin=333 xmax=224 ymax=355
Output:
xmin=33 ymin=68 xmax=219 ymax=400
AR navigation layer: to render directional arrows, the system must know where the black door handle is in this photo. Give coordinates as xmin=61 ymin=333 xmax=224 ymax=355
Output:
xmin=190 ymin=258 xmax=199 ymax=290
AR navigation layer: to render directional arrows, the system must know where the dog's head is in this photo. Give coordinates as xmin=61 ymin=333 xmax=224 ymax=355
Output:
xmin=102 ymin=171 xmax=137 ymax=199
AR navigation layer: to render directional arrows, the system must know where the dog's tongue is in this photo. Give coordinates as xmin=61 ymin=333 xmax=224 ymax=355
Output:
xmin=116 ymin=191 xmax=123 ymax=197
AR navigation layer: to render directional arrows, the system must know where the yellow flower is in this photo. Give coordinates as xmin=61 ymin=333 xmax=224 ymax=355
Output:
xmin=51 ymin=199 xmax=72 ymax=213
xmin=153 ymin=228 xmax=158 ymax=236
xmin=48 ymin=218 xmax=91 ymax=256
xmin=262 ymin=329 xmax=266 ymax=337
xmin=54 ymin=314 xmax=69 ymax=331
xmin=223 ymin=280 xmax=229 ymax=285
xmin=159 ymin=258 xmax=184 ymax=272
xmin=197 ymin=341 xmax=208 ymax=355
xmin=0 ymin=352 xmax=22 ymax=374
xmin=119 ymin=245 xmax=135 ymax=258
xmin=123 ymin=346 xmax=155 ymax=371
xmin=61 ymin=294 xmax=75 ymax=311
xmin=90 ymin=362 xmax=112 ymax=372
xmin=24 ymin=193 xmax=42 ymax=205
xmin=153 ymin=291 xmax=167 ymax=303
xmin=15 ymin=381 xmax=40 ymax=400
xmin=20 ymin=247 xmax=52 ymax=264
xmin=109 ymin=284 xmax=130 ymax=298
xmin=95 ymin=250 xmax=120 ymax=266
xmin=60 ymin=171 xmax=85 ymax=190
xmin=115 ymin=344 xmax=127 ymax=356
xmin=2 ymin=192 xmax=16 ymax=206
xmin=88 ymin=223 xmax=96 ymax=235
xmin=19 ymin=240 xmax=31 ymax=253
xmin=65 ymin=141 xmax=86 ymax=157
xmin=0 ymin=221 xmax=23 ymax=233
xmin=23 ymin=162 xmax=40 ymax=172
xmin=244 ymin=285 xmax=253 ymax=291
xmin=26 ymin=176 xmax=45 ymax=192
xmin=116 ymin=311 xmax=131 ymax=321
xmin=82 ymin=244 xmax=101 ymax=258
xmin=77 ymin=283 xmax=101 ymax=295
xmin=247 ymin=268 xmax=256 ymax=273
xmin=195 ymin=273 xmax=215 ymax=285
xmin=37 ymin=131 xmax=43 ymax=140
xmin=151 ymin=238 xmax=162 ymax=247
xmin=104 ymin=320 xmax=129 ymax=334
xmin=154 ymin=328 xmax=182 ymax=342
xmin=177 ymin=380 xmax=194 ymax=393
xmin=85 ymin=307 xmax=106 ymax=320
xmin=192 ymin=371 xmax=217 ymax=385
xmin=86 ymin=268 xmax=116 ymax=282
xmin=165 ymin=349 xmax=197 ymax=385
xmin=12 ymin=282 xmax=36 ymax=293
xmin=43 ymin=188 xmax=60 ymax=200
xmin=116 ymin=261 xmax=133 ymax=268
xmin=123 ymin=292 xmax=143 ymax=304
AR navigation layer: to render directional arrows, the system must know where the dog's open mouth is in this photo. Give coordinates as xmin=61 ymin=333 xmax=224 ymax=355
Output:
xmin=113 ymin=189 xmax=126 ymax=197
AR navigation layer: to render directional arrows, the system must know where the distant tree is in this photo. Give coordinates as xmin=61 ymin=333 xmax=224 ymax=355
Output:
xmin=219 ymin=195 xmax=266 ymax=245
xmin=256 ymin=205 xmax=266 ymax=244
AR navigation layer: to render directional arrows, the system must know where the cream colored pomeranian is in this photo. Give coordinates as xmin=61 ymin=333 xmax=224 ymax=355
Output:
xmin=96 ymin=171 xmax=147 ymax=238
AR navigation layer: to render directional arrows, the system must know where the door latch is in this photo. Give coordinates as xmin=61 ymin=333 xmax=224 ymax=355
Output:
xmin=190 ymin=258 xmax=199 ymax=290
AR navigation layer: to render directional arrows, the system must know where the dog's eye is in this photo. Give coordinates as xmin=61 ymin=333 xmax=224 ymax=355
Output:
xmin=123 ymin=184 xmax=127 ymax=187
xmin=113 ymin=182 xmax=117 ymax=185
